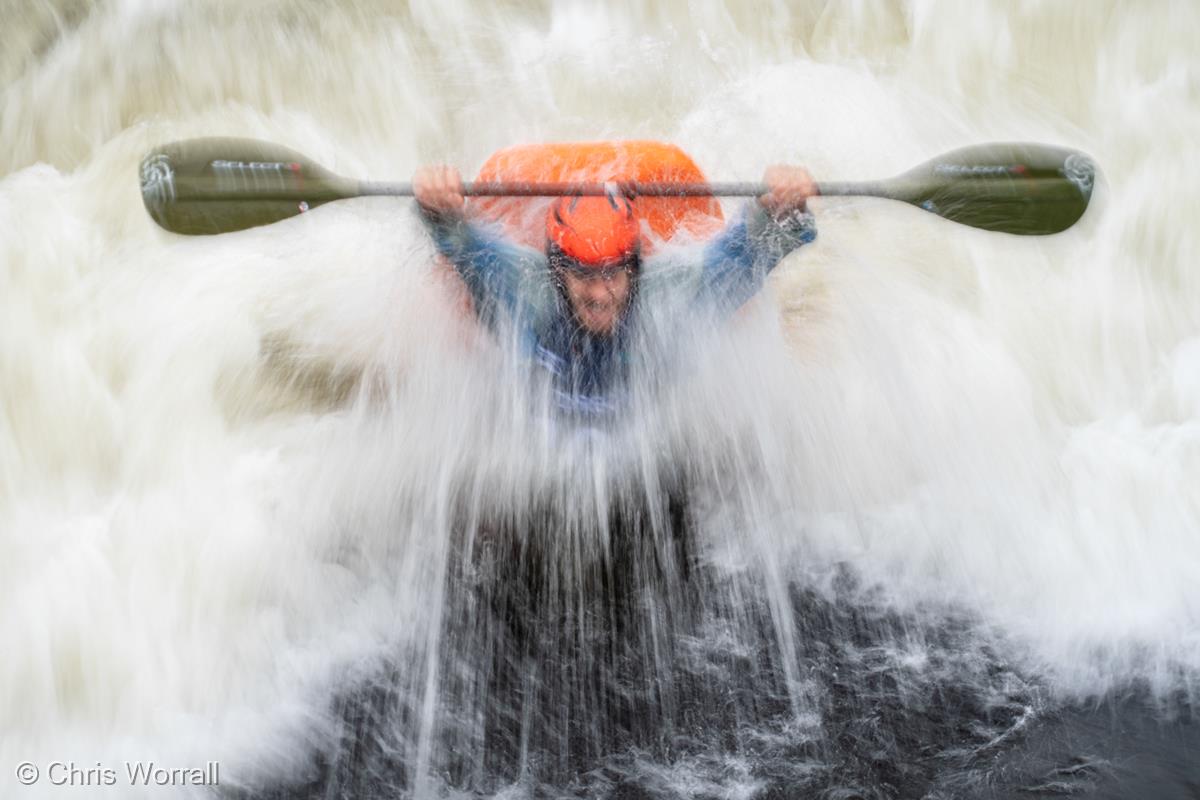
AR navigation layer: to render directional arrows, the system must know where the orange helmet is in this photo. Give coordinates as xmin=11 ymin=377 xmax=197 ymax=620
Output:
xmin=545 ymin=194 xmax=640 ymax=270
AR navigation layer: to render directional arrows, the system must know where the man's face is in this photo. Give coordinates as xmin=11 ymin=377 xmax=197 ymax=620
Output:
xmin=558 ymin=266 xmax=633 ymax=336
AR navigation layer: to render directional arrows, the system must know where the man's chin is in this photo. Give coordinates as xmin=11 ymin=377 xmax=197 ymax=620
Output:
xmin=578 ymin=310 xmax=618 ymax=336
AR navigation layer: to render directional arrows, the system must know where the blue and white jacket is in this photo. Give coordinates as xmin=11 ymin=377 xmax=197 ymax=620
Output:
xmin=418 ymin=202 xmax=816 ymax=421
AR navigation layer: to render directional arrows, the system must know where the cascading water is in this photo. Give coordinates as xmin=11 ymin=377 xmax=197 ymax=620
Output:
xmin=3 ymin=2 xmax=1198 ymax=798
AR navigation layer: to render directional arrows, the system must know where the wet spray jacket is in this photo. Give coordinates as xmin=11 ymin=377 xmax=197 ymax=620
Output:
xmin=418 ymin=203 xmax=816 ymax=421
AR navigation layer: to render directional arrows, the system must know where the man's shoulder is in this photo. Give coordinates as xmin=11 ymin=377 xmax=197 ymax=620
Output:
xmin=639 ymin=244 xmax=707 ymax=297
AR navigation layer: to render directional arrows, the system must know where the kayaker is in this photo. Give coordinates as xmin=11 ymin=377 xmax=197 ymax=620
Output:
xmin=413 ymin=162 xmax=817 ymax=419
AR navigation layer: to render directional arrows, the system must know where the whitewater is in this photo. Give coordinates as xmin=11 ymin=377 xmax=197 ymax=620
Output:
xmin=2 ymin=1 xmax=1198 ymax=798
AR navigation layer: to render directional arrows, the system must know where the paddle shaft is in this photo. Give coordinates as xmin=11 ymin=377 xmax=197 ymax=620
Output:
xmin=172 ymin=180 xmax=879 ymax=201
xmin=350 ymin=180 xmax=874 ymax=198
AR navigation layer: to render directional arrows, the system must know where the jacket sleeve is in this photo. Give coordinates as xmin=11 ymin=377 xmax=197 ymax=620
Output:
xmin=416 ymin=205 xmax=547 ymax=329
xmin=695 ymin=201 xmax=817 ymax=314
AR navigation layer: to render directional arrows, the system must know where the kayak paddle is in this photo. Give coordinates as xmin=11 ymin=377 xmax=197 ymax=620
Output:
xmin=139 ymin=138 xmax=1096 ymax=237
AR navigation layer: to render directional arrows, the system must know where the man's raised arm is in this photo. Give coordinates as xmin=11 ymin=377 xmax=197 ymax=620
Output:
xmin=696 ymin=165 xmax=818 ymax=314
xmin=413 ymin=165 xmax=537 ymax=326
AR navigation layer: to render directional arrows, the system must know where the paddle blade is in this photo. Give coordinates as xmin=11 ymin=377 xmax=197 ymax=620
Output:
xmin=140 ymin=138 xmax=355 ymax=235
xmin=894 ymin=143 xmax=1096 ymax=235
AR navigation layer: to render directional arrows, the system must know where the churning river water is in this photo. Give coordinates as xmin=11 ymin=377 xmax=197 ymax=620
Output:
xmin=3 ymin=1 xmax=1199 ymax=798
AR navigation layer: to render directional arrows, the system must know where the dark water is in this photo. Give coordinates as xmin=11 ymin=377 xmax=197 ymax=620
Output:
xmin=234 ymin=476 xmax=1199 ymax=800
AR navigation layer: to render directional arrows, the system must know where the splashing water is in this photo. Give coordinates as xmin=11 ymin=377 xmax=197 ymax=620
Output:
xmin=3 ymin=2 xmax=1199 ymax=798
